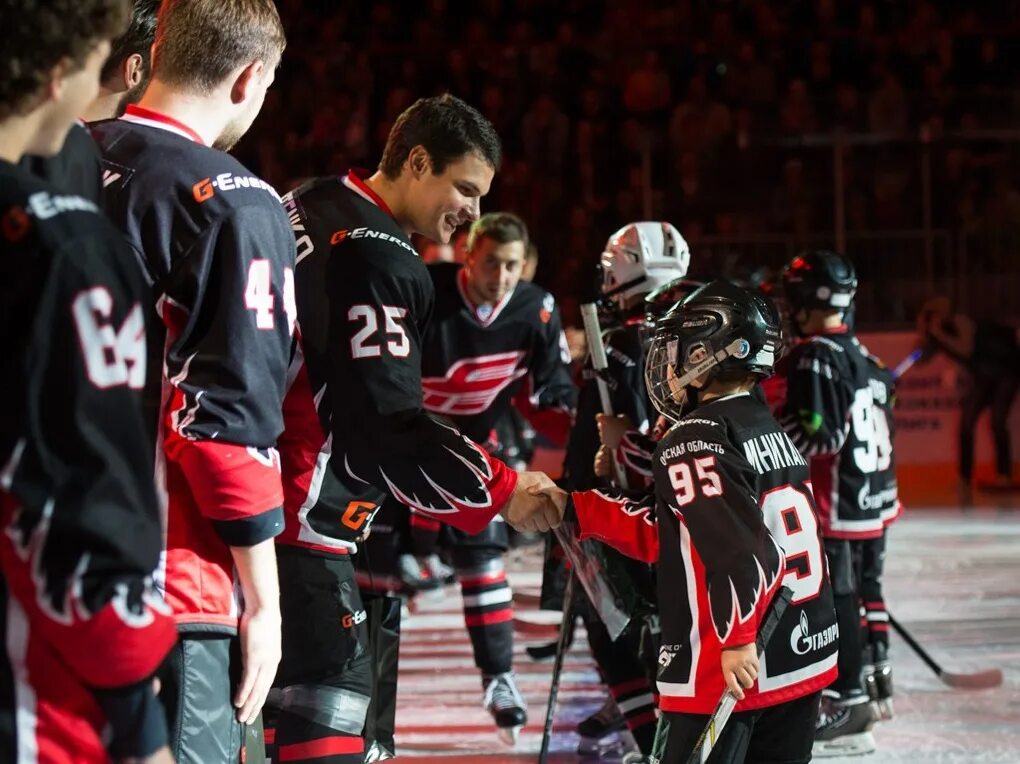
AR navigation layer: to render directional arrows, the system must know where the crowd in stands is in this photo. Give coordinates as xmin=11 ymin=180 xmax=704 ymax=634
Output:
xmin=237 ymin=0 xmax=1020 ymax=318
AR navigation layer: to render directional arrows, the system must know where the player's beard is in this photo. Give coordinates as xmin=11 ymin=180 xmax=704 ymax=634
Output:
xmin=214 ymin=106 xmax=259 ymax=152
xmin=115 ymin=75 xmax=150 ymax=118
xmin=213 ymin=120 xmax=245 ymax=152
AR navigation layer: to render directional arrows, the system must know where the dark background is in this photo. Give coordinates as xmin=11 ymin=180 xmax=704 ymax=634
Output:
xmin=236 ymin=0 xmax=1020 ymax=327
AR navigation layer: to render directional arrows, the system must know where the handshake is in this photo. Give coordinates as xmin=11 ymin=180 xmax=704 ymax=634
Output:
xmin=499 ymin=471 xmax=569 ymax=533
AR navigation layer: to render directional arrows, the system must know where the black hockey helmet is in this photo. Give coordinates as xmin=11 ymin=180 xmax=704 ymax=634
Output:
xmin=780 ymin=250 xmax=857 ymax=314
xmin=643 ymin=277 xmax=705 ymax=323
xmin=645 ymin=280 xmax=782 ymax=422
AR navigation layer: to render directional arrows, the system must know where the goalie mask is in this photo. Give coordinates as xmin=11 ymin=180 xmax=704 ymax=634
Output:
xmin=645 ymin=280 xmax=782 ymax=422
xmin=599 ymin=222 xmax=691 ymax=313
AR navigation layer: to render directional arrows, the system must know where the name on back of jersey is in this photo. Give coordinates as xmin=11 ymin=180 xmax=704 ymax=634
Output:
xmin=743 ymin=431 xmax=807 ymax=474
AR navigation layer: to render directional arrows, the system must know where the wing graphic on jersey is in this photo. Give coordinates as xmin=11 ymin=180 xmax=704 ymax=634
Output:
xmin=369 ymin=419 xmax=497 ymax=517
xmin=616 ymin=430 xmax=655 ymax=483
xmin=422 ymin=351 xmax=528 ymax=415
xmin=704 ymin=531 xmax=784 ymax=643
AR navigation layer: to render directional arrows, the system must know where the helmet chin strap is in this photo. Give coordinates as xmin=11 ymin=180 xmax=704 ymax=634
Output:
xmin=673 ymin=339 xmax=746 ymax=390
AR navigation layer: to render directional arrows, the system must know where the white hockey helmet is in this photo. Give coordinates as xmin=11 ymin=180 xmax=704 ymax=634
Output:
xmin=600 ymin=222 xmax=691 ymax=311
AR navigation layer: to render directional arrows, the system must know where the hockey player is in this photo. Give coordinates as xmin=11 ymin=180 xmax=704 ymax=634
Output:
xmin=20 ymin=0 xmax=158 ymax=200
xmin=274 ymin=95 xmax=563 ymax=761
xmin=84 ymin=0 xmax=160 ymax=122
xmin=0 ymin=1 xmax=176 ymax=760
xmin=93 ymin=1 xmax=293 ymax=760
xmin=570 ymin=280 xmax=838 ymax=763
xmin=857 ymin=341 xmax=902 ymax=720
xmin=776 ymin=250 xmax=890 ymax=756
xmin=560 ymin=222 xmax=692 ymax=756
xmin=359 ymin=211 xmax=577 ymax=743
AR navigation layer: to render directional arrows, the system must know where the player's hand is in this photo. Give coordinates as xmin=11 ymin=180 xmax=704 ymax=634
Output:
xmin=234 ymin=604 xmax=282 ymax=724
xmin=501 ymin=472 xmax=566 ymax=532
xmin=118 ymin=746 xmax=174 ymax=764
xmin=593 ymin=445 xmax=612 ymax=477
xmin=721 ymin=643 xmax=758 ymax=700
xmin=596 ymin=413 xmax=634 ymax=451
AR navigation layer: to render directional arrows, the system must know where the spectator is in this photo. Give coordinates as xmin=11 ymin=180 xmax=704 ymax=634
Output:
xmin=917 ymin=298 xmax=1020 ymax=491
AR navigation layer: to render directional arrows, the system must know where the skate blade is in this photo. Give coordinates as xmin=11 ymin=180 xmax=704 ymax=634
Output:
xmin=497 ymin=725 xmax=522 ymax=746
xmin=812 ymin=731 xmax=877 ymax=758
xmin=577 ymin=729 xmax=635 ymax=758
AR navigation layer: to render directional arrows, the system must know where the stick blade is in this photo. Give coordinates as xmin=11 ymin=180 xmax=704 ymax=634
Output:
xmin=941 ymin=668 xmax=1004 ymax=689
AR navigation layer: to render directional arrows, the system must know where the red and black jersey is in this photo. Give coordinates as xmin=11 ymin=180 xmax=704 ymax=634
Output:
xmin=575 ymin=393 xmax=838 ymax=715
xmin=276 ymin=172 xmax=517 ymax=555
xmin=93 ymin=105 xmax=294 ymax=631
xmin=776 ymin=329 xmax=891 ymax=540
xmin=422 ymin=262 xmax=576 ymax=448
xmin=0 ymin=160 xmax=175 ymax=709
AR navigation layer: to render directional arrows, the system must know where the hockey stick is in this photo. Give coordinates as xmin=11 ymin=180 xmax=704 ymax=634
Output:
xmin=656 ymin=583 xmax=791 ymax=762
xmin=891 ymin=347 xmax=923 ymax=380
xmin=580 ymin=302 xmax=629 ymax=489
xmin=888 ymin=614 xmax=1003 ymax=689
xmin=538 ymin=573 xmax=576 ymax=764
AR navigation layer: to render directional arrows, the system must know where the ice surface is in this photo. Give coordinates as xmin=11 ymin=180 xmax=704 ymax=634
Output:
xmin=392 ymin=508 xmax=1020 ymax=762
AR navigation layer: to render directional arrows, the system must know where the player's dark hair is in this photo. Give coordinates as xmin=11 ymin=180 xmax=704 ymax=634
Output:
xmin=0 ymin=0 xmax=130 ymax=118
xmin=152 ymin=0 xmax=286 ymax=93
xmin=467 ymin=212 xmax=529 ymax=252
xmin=380 ymin=94 xmax=502 ymax=179
xmin=101 ymin=0 xmax=160 ymax=82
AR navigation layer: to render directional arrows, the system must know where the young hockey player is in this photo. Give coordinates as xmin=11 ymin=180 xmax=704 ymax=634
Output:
xmin=857 ymin=340 xmax=902 ymax=720
xmin=273 ymin=95 xmax=563 ymax=760
xmin=559 ymin=222 xmax=692 ymax=756
xmin=777 ymin=250 xmax=893 ymax=756
xmin=94 ymin=1 xmax=295 ymax=759
xmin=563 ymin=222 xmax=697 ymax=758
xmin=572 ymin=280 xmax=838 ymax=763
xmin=0 ymin=1 xmax=176 ymax=760
xmin=358 ymin=211 xmax=577 ymax=744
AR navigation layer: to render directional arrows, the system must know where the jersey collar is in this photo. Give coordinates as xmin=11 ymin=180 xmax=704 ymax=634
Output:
xmin=456 ymin=267 xmax=516 ymax=326
xmin=121 ymin=105 xmax=206 ymax=145
xmin=342 ymin=169 xmax=395 ymax=218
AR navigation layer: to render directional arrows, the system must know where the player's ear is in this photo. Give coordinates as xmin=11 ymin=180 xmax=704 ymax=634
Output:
xmin=230 ymin=60 xmax=265 ymax=105
xmin=408 ymin=146 xmax=431 ymax=178
xmin=123 ymin=53 xmax=145 ymax=90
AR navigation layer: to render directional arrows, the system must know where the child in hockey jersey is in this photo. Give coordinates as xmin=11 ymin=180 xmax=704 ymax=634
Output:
xmin=572 ymin=281 xmax=838 ymax=764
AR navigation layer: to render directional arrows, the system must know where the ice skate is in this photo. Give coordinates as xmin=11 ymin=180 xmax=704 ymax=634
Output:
xmin=872 ymin=643 xmax=894 ymax=720
xmin=421 ymin=553 xmax=455 ymax=585
xmin=483 ymin=672 xmax=527 ymax=745
xmin=576 ymin=695 xmax=627 ymax=754
xmin=397 ymin=553 xmax=442 ymax=592
xmin=813 ymin=690 xmax=876 ymax=758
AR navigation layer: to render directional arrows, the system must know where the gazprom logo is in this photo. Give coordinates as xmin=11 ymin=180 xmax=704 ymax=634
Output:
xmin=790 ymin=611 xmax=838 ymax=656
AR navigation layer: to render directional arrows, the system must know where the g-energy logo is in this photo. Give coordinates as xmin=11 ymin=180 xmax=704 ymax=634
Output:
xmin=192 ymin=172 xmax=281 ymax=203
xmin=329 ymin=226 xmax=416 ymax=255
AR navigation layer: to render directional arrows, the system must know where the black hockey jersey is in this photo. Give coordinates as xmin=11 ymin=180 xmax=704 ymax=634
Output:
xmin=422 ymin=262 xmax=576 ymax=449
xmin=777 ymin=329 xmax=891 ymax=539
xmin=574 ymin=393 xmax=838 ymax=714
xmin=276 ymin=171 xmax=517 ymax=554
xmin=93 ymin=105 xmax=293 ymax=629
xmin=19 ymin=122 xmax=103 ymax=204
xmin=0 ymin=160 xmax=175 ymax=694
xmin=858 ymin=341 xmax=902 ymax=526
